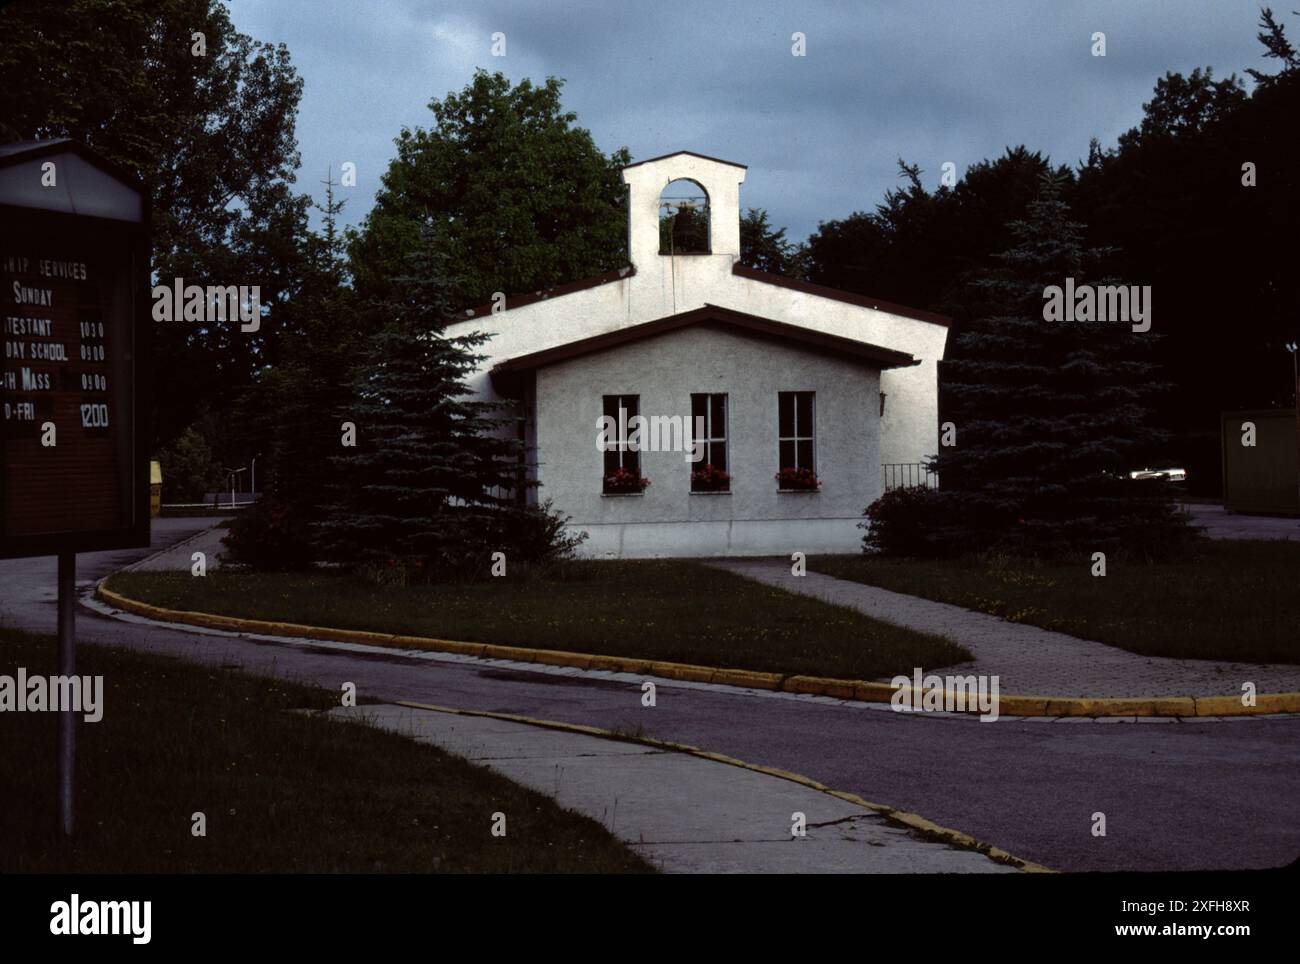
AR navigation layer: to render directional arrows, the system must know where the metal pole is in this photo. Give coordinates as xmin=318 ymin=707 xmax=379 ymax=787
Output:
xmin=57 ymin=551 xmax=76 ymax=837
xmin=1288 ymin=345 xmax=1300 ymax=514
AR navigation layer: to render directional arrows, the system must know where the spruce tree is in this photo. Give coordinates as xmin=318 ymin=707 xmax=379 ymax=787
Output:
xmin=318 ymin=226 xmax=531 ymax=574
xmin=932 ymin=171 xmax=1194 ymax=558
xmin=224 ymin=172 xmax=365 ymax=568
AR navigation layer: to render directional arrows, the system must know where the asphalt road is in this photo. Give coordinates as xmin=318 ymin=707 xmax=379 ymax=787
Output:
xmin=2 ymin=517 xmax=1297 ymax=873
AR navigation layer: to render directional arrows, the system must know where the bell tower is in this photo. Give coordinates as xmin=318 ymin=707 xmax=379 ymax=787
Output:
xmin=621 ymin=151 xmax=747 ymax=270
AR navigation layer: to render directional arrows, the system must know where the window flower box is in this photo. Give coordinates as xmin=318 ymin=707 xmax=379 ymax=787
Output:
xmin=775 ymin=466 xmax=820 ymax=491
xmin=690 ymin=463 xmax=731 ymax=493
xmin=603 ymin=466 xmax=651 ymax=494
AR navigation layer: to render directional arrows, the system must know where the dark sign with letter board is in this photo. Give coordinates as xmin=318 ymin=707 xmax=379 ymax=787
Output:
xmin=0 ymin=140 xmax=150 ymax=558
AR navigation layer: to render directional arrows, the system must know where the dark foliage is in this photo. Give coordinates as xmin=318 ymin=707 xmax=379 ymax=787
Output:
xmin=860 ymin=486 xmax=953 ymax=557
xmin=930 ymin=173 xmax=1197 ymax=558
xmin=318 ymin=229 xmax=579 ymax=578
xmin=221 ymin=497 xmax=316 ymax=570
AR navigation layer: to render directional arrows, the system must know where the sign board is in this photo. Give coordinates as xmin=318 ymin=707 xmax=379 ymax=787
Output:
xmin=0 ymin=140 xmax=150 ymax=558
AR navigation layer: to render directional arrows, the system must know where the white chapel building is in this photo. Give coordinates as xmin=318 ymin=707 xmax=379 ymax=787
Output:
xmin=446 ymin=151 xmax=950 ymax=558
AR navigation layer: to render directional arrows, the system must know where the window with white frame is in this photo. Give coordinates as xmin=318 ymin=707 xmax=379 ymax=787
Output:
xmin=602 ymin=394 xmax=641 ymax=490
xmin=777 ymin=391 xmax=815 ymax=484
xmin=690 ymin=393 xmax=728 ymax=491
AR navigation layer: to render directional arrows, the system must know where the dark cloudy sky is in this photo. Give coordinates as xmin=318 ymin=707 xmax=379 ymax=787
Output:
xmin=228 ymin=0 xmax=1276 ymax=244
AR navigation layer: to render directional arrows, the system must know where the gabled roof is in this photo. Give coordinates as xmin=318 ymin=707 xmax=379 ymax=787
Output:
xmin=490 ymin=303 xmax=918 ymax=394
xmin=0 ymin=137 xmax=144 ymax=191
xmin=0 ymin=137 xmax=148 ymax=224
xmin=457 ymin=265 xmax=635 ymax=321
xmin=0 ymin=138 xmax=75 ymax=160
xmin=453 ymin=261 xmax=949 ymax=329
xmin=732 ymin=264 xmax=952 ymax=327
xmin=623 ymin=150 xmax=748 ymax=171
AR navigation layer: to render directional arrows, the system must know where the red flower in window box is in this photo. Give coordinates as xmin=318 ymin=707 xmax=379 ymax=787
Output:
xmin=603 ymin=466 xmax=651 ymax=494
xmin=690 ymin=463 xmax=731 ymax=492
xmin=775 ymin=466 xmax=820 ymax=491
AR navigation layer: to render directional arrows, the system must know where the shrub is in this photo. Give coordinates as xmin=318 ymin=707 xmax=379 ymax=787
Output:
xmin=156 ymin=427 xmax=222 ymax=503
xmin=356 ymin=558 xmax=413 ymax=587
xmin=222 ymin=498 xmax=316 ymax=570
xmin=339 ymin=500 xmax=589 ymax=584
xmin=860 ymin=486 xmax=953 ymax=557
xmin=485 ymin=498 xmax=588 ymax=567
xmin=862 ymin=478 xmax=1203 ymax=562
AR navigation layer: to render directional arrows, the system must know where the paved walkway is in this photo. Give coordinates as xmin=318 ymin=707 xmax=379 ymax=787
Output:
xmin=124 ymin=521 xmax=230 ymax=572
xmin=1182 ymin=504 xmax=1300 ymax=540
xmin=325 ymin=703 xmax=1019 ymax=874
xmin=710 ymin=559 xmax=1300 ymax=698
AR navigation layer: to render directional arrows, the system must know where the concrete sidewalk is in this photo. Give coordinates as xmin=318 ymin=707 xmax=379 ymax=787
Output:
xmin=710 ymin=558 xmax=1300 ymax=699
xmin=124 ymin=521 xmax=231 ymax=572
xmin=325 ymin=703 xmax=1021 ymax=874
xmin=1182 ymin=504 xmax=1299 ymax=540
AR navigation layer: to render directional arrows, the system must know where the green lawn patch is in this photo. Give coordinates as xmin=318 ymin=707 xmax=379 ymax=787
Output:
xmin=810 ymin=539 xmax=1300 ymax=664
xmin=104 ymin=559 xmax=969 ymax=680
xmin=0 ymin=629 xmax=651 ymax=873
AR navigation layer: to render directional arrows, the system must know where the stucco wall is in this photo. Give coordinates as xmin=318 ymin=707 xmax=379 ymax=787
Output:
xmin=449 ymin=259 xmax=945 ymax=471
xmin=532 ymin=324 xmax=881 ymax=555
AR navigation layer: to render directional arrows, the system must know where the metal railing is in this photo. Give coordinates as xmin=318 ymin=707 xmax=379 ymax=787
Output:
xmin=882 ymin=462 xmax=938 ymax=491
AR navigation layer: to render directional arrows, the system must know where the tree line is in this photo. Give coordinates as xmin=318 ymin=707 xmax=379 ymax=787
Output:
xmin=2 ymin=1 xmax=1295 ymax=566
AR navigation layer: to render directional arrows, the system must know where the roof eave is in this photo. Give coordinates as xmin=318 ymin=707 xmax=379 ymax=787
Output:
xmin=732 ymin=264 xmax=952 ymax=327
xmin=456 ymin=264 xmax=636 ymax=321
xmin=623 ymin=150 xmax=748 ymax=171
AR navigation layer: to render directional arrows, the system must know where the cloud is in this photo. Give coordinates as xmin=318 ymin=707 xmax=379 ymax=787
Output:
xmin=228 ymin=0 xmax=1271 ymax=243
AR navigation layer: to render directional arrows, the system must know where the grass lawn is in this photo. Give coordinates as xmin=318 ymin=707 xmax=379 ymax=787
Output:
xmin=811 ymin=539 xmax=1300 ymax=664
xmin=104 ymin=560 xmax=969 ymax=680
xmin=0 ymin=629 xmax=651 ymax=873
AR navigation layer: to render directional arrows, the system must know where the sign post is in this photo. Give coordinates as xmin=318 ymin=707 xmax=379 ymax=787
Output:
xmin=58 ymin=550 xmax=76 ymax=837
xmin=0 ymin=139 xmax=151 ymax=837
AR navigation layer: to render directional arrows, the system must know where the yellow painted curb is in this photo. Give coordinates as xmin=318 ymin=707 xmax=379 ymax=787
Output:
xmin=95 ymin=580 xmax=1300 ymax=719
xmin=711 ymin=667 xmax=783 ymax=689
xmin=1193 ymin=692 xmax=1299 ymax=716
xmin=784 ymin=674 xmax=858 ymax=700
xmin=381 ymin=698 xmax=1054 ymax=873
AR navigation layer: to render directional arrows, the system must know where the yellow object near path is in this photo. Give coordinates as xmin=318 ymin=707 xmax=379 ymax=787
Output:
xmin=149 ymin=460 xmax=162 ymax=517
